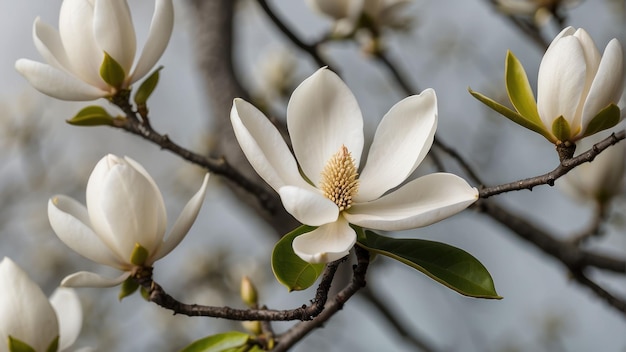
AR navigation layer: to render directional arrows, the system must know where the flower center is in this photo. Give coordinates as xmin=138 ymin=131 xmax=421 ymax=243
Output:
xmin=319 ymin=145 xmax=359 ymax=211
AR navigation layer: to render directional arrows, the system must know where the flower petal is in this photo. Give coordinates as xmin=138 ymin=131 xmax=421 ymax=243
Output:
xmin=287 ymin=68 xmax=364 ymax=185
xmin=33 ymin=17 xmax=72 ymax=72
xmin=49 ymin=288 xmax=82 ymax=351
xmin=345 ymin=173 xmax=478 ymax=231
xmin=0 ymin=258 xmax=59 ymax=352
xmin=581 ymin=39 xmax=624 ymax=131
xmin=48 ymin=196 xmax=125 ymax=268
xmin=278 ymin=186 xmax=339 ymax=226
xmin=94 ymin=0 xmax=136 ymax=74
xmin=231 ymin=98 xmax=311 ymax=191
xmin=292 ymin=217 xmax=355 ymax=263
xmin=537 ymin=36 xmax=586 ymax=130
xmin=357 ymin=89 xmax=437 ymax=201
xmin=153 ymin=173 xmax=209 ymax=262
xmin=130 ymin=0 xmax=174 ymax=84
xmin=61 ymin=271 xmax=131 ymax=288
xmin=15 ymin=59 xmax=109 ymax=101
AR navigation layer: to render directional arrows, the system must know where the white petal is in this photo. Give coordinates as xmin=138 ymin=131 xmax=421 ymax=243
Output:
xmin=94 ymin=0 xmax=136 ymax=74
xmin=61 ymin=271 xmax=131 ymax=288
xmin=15 ymin=59 xmax=109 ymax=101
xmin=537 ymin=36 xmax=587 ymax=130
xmin=292 ymin=217 xmax=356 ymax=263
xmin=49 ymin=288 xmax=82 ymax=351
xmin=86 ymin=155 xmax=166 ymax=261
xmin=287 ymin=68 xmax=364 ymax=185
xmin=0 ymin=258 xmax=59 ymax=351
xmin=59 ymin=0 xmax=105 ymax=87
xmin=345 ymin=173 xmax=478 ymax=231
xmin=545 ymin=26 xmax=575 ymax=52
xmin=306 ymin=0 xmax=363 ymax=20
xmin=48 ymin=196 xmax=125 ymax=268
xmin=230 ymin=98 xmax=311 ymax=191
xmin=153 ymin=174 xmax=209 ymax=262
xmin=278 ymin=186 xmax=339 ymax=226
xmin=33 ymin=17 xmax=72 ymax=72
xmin=130 ymin=0 xmax=174 ymax=84
xmin=357 ymin=89 xmax=438 ymax=201
xmin=581 ymin=39 xmax=624 ymax=131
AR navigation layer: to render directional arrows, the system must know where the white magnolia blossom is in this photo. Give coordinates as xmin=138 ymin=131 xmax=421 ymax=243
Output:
xmin=15 ymin=0 xmax=174 ymax=101
xmin=537 ymin=27 xmax=624 ymax=141
xmin=48 ymin=154 xmax=209 ymax=287
xmin=0 ymin=257 xmax=84 ymax=352
xmin=231 ymin=68 xmax=478 ymax=264
xmin=306 ymin=0 xmax=411 ymax=35
xmin=558 ymin=132 xmax=626 ymax=205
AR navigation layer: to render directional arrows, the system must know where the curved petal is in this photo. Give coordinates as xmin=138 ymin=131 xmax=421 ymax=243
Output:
xmin=231 ymin=98 xmax=311 ymax=191
xmin=61 ymin=271 xmax=130 ymax=288
xmin=546 ymin=26 xmax=575 ymax=52
xmin=33 ymin=17 xmax=72 ymax=72
xmin=287 ymin=68 xmax=364 ymax=185
xmin=292 ymin=217 xmax=356 ymax=263
xmin=49 ymin=288 xmax=82 ymax=351
xmin=86 ymin=155 xmax=166 ymax=261
xmin=48 ymin=196 xmax=125 ymax=268
xmin=357 ymin=89 xmax=438 ymax=201
xmin=15 ymin=59 xmax=109 ymax=101
xmin=153 ymin=174 xmax=209 ymax=262
xmin=130 ymin=0 xmax=174 ymax=84
xmin=581 ymin=39 xmax=624 ymax=131
xmin=0 ymin=258 xmax=59 ymax=352
xmin=537 ymin=36 xmax=586 ymax=130
xmin=345 ymin=173 xmax=478 ymax=231
xmin=278 ymin=186 xmax=339 ymax=226
xmin=59 ymin=0 xmax=104 ymax=87
xmin=94 ymin=0 xmax=136 ymax=74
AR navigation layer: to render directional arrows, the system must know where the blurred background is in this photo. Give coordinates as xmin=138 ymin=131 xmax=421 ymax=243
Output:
xmin=0 ymin=0 xmax=625 ymax=351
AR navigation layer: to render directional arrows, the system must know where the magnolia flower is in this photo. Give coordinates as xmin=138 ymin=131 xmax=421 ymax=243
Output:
xmin=558 ymin=132 xmax=626 ymax=205
xmin=307 ymin=0 xmax=411 ymax=35
xmin=495 ymin=0 xmax=581 ymax=26
xmin=536 ymin=27 xmax=624 ymax=142
xmin=231 ymin=68 xmax=478 ymax=263
xmin=0 ymin=257 xmax=84 ymax=352
xmin=15 ymin=0 xmax=174 ymax=101
xmin=48 ymin=154 xmax=209 ymax=287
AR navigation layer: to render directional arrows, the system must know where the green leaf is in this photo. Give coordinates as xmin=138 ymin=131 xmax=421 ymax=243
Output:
xmin=100 ymin=51 xmax=126 ymax=88
xmin=505 ymin=50 xmax=542 ymax=125
xmin=130 ymin=243 xmax=149 ymax=266
xmin=66 ymin=105 xmax=116 ymax=126
xmin=551 ymin=116 xmax=571 ymax=142
xmin=8 ymin=336 xmax=36 ymax=352
xmin=118 ymin=277 xmax=139 ymax=301
xmin=140 ymin=286 xmax=151 ymax=301
xmin=357 ymin=230 xmax=501 ymax=299
xmin=45 ymin=336 xmax=59 ymax=352
xmin=179 ymin=332 xmax=250 ymax=352
xmin=468 ymin=88 xmax=554 ymax=142
xmin=582 ymin=103 xmax=621 ymax=138
xmin=272 ymin=225 xmax=325 ymax=291
xmin=134 ymin=66 xmax=162 ymax=105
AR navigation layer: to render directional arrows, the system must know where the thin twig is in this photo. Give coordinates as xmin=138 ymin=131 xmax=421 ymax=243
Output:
xmin=479 ymin=132 xmax=626 ymax=198
xmin=570 ymin=270 xmax=626 ymax=315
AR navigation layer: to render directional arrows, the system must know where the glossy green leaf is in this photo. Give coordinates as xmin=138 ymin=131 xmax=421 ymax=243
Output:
xmin=66 ymin=106 xmax=115 ymax=126
xmin=100 ymin=51 xmax=126 ymax=88
xmin=357 ymin=230 xmax=501 ymax=299
xmin=134 ymin=66 xmax=162 ymax=105
xmin=179 ymin=332 xmax=250 ymax=352
xmin=118 ymin=277 xmax=139 ymax=301
xmin=45 ymin=336 xmax=59 ymax=352
xmin=551 ymin=115 xmax=571 ymax=142
xmin=469 ymin=88 xmax=553 ymax=141
xmin=272 ymin=225 xmax=325 ymax=291
xmin=582 ymin=103 xmax=621 ymax=138
xmin=505 ymin=50 xmax=542 ymax=125
xmin=8 ymin=336 xmax=36 ymax=352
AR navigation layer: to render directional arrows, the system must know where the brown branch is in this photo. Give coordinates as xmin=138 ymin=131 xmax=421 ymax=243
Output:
xmin=570 ymin=270 xmax=626 ymax=315
xmin=485 ymin=0 xmax=550 ymax=51
xmin=134 ymin=260 xmax=342 ymax=321
xmin=274 ymin=246 xmax=370 ymax=351
xmin=479 ymin=131 xmax=626 ymax=198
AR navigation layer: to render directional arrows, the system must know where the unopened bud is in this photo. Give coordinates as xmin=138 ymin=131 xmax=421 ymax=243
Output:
xmin=240 ymin=276 xmax=258 ymax=307
xmin=241 ymin=320 xmax=262 ymax=335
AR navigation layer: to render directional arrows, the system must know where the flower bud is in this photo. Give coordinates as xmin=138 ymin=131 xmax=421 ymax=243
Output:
xmin=240 ymin=276 xmax=259 ymax=307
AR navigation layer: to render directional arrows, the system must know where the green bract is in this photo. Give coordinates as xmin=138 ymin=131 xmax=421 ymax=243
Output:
xmin=66 ymin=106 xmax=115 ymax=127
xmin=100 ymin=52 xmax=126 ymax=89
xmin=134 ymin=67 xmax=162 ymax=106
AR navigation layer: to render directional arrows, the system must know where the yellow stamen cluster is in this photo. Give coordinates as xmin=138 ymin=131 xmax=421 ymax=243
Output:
xmin=319 ymin=145 xmax=359 ymax=211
